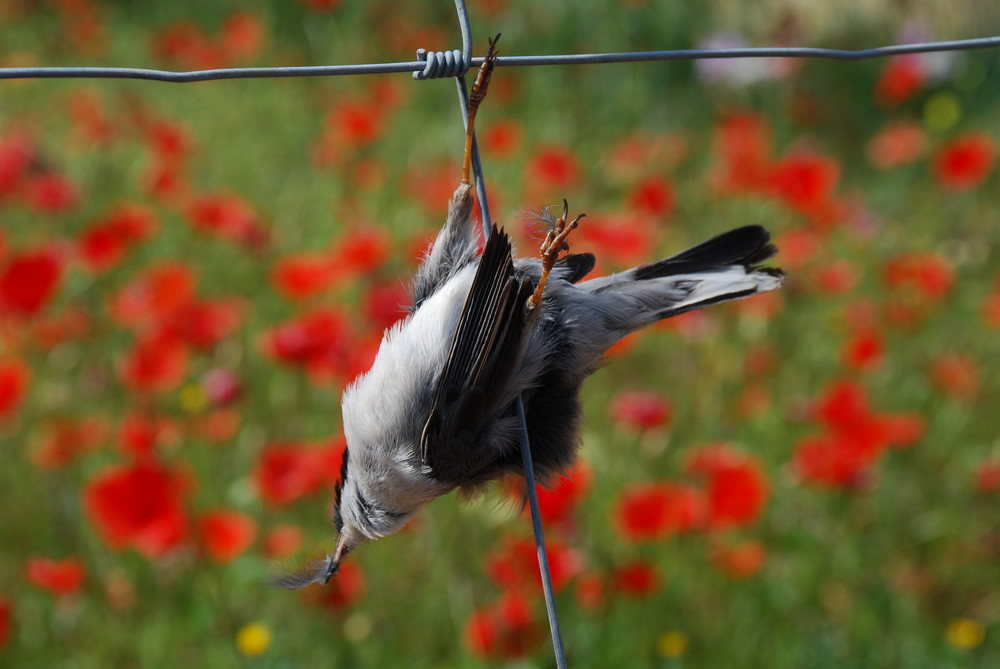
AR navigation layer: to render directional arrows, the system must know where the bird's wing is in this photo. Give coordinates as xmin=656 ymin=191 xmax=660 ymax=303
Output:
xmin=420 ymin=224 xmax=533 ymax=484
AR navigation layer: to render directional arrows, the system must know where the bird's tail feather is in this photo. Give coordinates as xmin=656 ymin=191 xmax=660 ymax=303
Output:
xmin=632 ymin=225 xmax=777 ymax=280
xmin=579 ymin=225 xmax=784 ymax=338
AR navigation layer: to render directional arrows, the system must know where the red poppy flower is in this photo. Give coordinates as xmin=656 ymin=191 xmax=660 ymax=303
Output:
xmin=83 ymin=460 xmax=189 ymax=557
xmin=686 ymin=444 xmax=769 ymax=528
xmin=983 ymin=284 xmax=1000 ymax=329
xmin=610 ymin=390 xmax=672 ymax=431
xmin=327 ymin=98 xmax=383 ymax=148
xmin=928 ymin=353 xmax=979 ymax=401
xmin=773 ymin=227 xmax=820 ymax=269
xmin=0 ymin=247 xmax=63 ymax=316
xmin=884 ymin=251 xmax=954 ymax=301
xmin=813 ymin=260 xmax=859 ymax=294
xmin=934 ymin=133 xmax=996 ymax=191
xmin=769 ymin=151 xmax=840 ymax=221
xmin=363 ymin=281 xmax=409 ymax=331
xmin=867 ymin=122 xmax=927 ymax=169
xmin=198 ymin=509 xmax=257 ymax=563
xmin=25 ymin=557 xmax=86 ymax=597
xmin=528 ymin=145 xmax=579 ymax=190
xmin=23 ymin=172 xmax=78 ymax=213
xmin=842 ymin=329 xmax=884 ymax=371
xmin=220 ymin=11 xmax=266 ymax=64
xmin=191 ymin=409 xmax=240 ymax=444
xmin=711 ymin=111 xmax=772 ymax=193
xmin=0 ymin=359 xmax=29 ymax=421
xmin=143 ymin=160 xmax=188 ymax=201
xmin=77 ymin=203 xmax=157 ymax=272
xmin=111 ymin=262 xmax=196 ymax=331
xmin=272 ymin=253 xmax=337 ymax=300
xmin=153 ymin=21 xmax=219 ymax=70
xmin=253 ymin=440 xmax=342 ymax=506
xmin=974 ymin=461 xmax=1000 ymax=494
xmin=575 ymin=213 xmax=657 ymax=269
xmin=879 ymin=411 xmax=925 ymax=448
xmin=792 ymin=428 xmax=885 ymax=489
xmin=0 ymin=596 xmax=10 ymax=650
xmin=575 ymin=573 xmax=605 ymax=613
xmin=611 ymin=560 xmax=659 ymax=597
xmin=0 ymin=129 xmax=35 ymax=198
xmin=332 ymin=228 xmax=390 ymax=278
xmin=874 ymin=56 xmax=925 ymax=107
xmin=188 ymin=194 xmax=268 ymax=250
xmin=813 ymin=379 xmax=870 ymax=431
xmin=533 ymin=463 xmax=592 ymax=526
xmin=482 ymin=119 xmax=523 ymax=158
xmin=117 ymin=410 xmax=178 ymax=458
xmin=464 ymin=591 xmax=541 ymax=660
xmin=710 ymin=540 xmax=766 ymax=580
xmin=168 ymin=298 xmax=243 ymax=350
xmin=262 ymin=524 xmax=303 ymax=558
xmin=627 ymin=176 xmax=675 ymax=217
xmin=30 ymin=418 xmax=106 ymax=470
xmin=145 ymin=121 xmax=192 ymax=164
xmin=615 ymin=482 xmax=703 ymax=541
xmin=485 ymin=537 xmax=582 ymax=594
xmin=339 ymin=332 xmax=382 ymax=390
xmin=260 ymin=308 xmax=353 ymax=376
xmin=120 ymin=333 xmax=189 ymax=394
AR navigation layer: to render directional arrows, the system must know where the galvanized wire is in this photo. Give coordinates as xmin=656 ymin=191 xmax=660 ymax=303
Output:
xmin=414 ymin=0 xmax=472 ymax=79
xmin=2 ymin=36 xmax=999 ymax=82
xmin=451 ymin=39 xmax=567 ymax=667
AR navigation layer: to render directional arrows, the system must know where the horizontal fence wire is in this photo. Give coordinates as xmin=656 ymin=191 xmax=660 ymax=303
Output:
xmin=1 ymin=36 xmax=999 ymax=82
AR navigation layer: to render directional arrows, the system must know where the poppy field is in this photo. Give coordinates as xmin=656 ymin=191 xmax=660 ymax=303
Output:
xmin=1 ymin=1 xmax=999 ymax=667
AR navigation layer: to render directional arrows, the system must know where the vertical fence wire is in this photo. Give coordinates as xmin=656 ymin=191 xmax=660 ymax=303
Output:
xmin=449 ymin=5 xmax=568 ymax=664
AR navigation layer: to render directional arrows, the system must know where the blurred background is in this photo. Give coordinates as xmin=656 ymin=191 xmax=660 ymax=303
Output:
xmin=1 ymin=0 xmax=999 ymax=666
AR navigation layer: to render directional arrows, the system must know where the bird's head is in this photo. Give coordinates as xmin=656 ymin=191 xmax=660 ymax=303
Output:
xmin=271 ymin=447 xmax=420 ymax=589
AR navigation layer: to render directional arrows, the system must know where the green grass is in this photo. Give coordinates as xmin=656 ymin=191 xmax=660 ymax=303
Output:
xmin=1 ymin=1 xmax=1000 ymax=667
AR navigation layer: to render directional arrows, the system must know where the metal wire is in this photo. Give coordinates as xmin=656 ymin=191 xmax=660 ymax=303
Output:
xmin=455 ymin=58 xmax=567 ymax=669
xmin=2 ymin=36 xmax=999 ymax=82
xmin=516 ymin=396 xmax=568 ymax=669
xmin=413 ymin=0 xmax=472 ymax=79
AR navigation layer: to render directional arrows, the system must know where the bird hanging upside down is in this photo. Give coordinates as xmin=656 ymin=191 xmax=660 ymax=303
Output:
xmin=275 ymin=37 xmax=784 ymax=588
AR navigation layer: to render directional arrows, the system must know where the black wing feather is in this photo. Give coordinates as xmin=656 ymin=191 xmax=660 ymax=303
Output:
xmin=633 ymin=225 xmax=777 ymax=280
xmin=556 ymin=253 xmax=596 ymax=283
xmin=421 ymin=225 xmax=531 ymax=483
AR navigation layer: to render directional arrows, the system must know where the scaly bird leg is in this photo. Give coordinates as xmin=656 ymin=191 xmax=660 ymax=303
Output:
xmin=462 ymin=34 xmax=501 ymax=187
xmin=529 ymin=199 xmax=586 ymax=309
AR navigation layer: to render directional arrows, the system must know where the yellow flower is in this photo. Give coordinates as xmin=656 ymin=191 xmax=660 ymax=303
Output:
xmin=179 ymin=382 xmax=208 ymax=413
xmin=657 ymin=630 xmax=688 ymax=659
xmin=946 ymin=618 xmax=985 ymax=650
xmin=236 ymin=622 xmax=272 ymax=657
xmin=923 ymin=92 xmax=961 ymax=133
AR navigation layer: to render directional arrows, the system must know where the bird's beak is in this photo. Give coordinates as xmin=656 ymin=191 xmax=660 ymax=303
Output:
xmin=321 ymin=532 xmax=356 ymax=584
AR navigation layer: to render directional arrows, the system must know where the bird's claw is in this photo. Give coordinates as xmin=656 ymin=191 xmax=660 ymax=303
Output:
xmin=530 ymin=199 xmax=586 ymax=309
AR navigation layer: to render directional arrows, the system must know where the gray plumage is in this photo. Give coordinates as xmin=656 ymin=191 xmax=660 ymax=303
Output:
xmin=273 ymin=184 xmax=784 ymax=588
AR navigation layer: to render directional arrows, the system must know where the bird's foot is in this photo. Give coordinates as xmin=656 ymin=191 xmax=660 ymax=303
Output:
xmin=461 ymin=34 xmax=501 ymax=186
xmin=530 ymin=199 xmax=586 ymax=308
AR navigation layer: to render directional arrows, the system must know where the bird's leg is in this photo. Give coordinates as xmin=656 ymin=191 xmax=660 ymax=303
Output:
xmin=462 ymin=34 xmax=501 ymax=187
xmin=529 ymin=199 xmax=586 ymax=309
